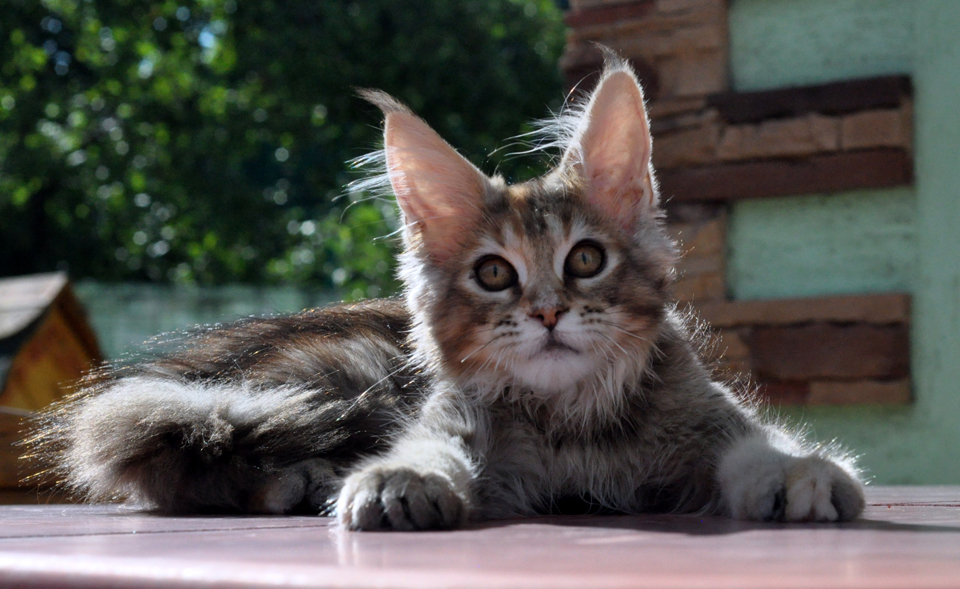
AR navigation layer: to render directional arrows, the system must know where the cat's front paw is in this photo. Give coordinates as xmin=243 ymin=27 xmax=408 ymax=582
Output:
xmin=720 ymin=439 xmax=865 ymax=522
xmin=337 ymin=465 xmax=468 ymax=531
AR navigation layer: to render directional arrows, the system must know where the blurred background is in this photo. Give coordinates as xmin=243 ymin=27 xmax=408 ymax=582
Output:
xmin=2 ymin=0 xmax=959 ymax=499
xmin=1 ymin=0 xmax=566 ymax=352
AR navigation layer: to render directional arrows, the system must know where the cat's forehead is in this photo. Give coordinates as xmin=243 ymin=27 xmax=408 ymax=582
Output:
xmin=465 ymin=175 xmax=605 ymax=261
xmin=496 ymin=177 xmax=579 ymax=234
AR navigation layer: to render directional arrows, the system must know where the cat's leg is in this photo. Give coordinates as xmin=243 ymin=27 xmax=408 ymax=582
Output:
xmin=249 ymin=458 xmax=340 ymax=514
xmin=717 ymin=428 xmax=865 ymax=522
xmin=336 ymin=391 xmax=484 ymax=531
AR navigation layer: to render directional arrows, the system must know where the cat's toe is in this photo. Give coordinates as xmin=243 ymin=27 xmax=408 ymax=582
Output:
xmin=830 ymin=471 xmax=867 ymax=521
xmin=743 ymin=474 xmax=789 ymax=521
xmin=784 ymin=456 xmax=864 ymax=522
xmin=768 ymin=487 xmax=787 ymax=521
xmin=337 ymin=469 xmax=386 ymax=530
xmin=380 ymin=469 xmax=464 ymax=530
xmin=337 ymin=466 xmax=465 ymax=531
xmin=721 ymin=456 xmax=789 ymax=521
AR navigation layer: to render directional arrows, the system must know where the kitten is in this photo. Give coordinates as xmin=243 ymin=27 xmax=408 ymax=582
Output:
xmin=29 ymin=55 xmax=865 ymax=528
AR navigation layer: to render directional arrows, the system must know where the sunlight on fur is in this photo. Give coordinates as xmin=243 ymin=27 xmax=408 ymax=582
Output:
xmin=26 ymin=51 xmax=865 ymax=529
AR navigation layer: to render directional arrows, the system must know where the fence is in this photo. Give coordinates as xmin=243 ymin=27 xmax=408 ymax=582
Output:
xmin=73 ymin=282 xmax=341 ymax=360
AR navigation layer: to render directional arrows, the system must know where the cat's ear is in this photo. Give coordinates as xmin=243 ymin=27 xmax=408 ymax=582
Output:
xmin=360 ymin=90 xmax=488 ymax=263
xmin=561 ymin=58 xmax=656 ymax=228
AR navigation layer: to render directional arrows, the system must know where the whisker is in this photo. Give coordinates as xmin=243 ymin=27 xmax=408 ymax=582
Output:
xmin=597 ymin=333 xmax=630 ymax=358
xmin=593 ymin=320 xmax=652 ymax=344
xmin=460 ymin=336 xmax=502 ymax=363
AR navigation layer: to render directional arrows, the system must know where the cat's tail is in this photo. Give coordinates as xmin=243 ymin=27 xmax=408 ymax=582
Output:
xmin=27 ymin=374 xmax=402 ymax=514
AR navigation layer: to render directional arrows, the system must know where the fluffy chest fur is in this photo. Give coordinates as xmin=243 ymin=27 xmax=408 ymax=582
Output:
xmin=446 ymin=313 xmax=745 ymax=519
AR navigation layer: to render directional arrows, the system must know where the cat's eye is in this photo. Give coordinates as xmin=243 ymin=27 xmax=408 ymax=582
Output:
xmin=565 ymin=241 xmax=605 ymax=278
xmin=474 ymin=256 xmax=518 ymax=291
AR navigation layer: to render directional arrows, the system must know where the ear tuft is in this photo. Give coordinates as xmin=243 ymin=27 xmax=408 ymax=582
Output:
xmin=562 ymin=55 xmax=656 ymax=228
xmin=362 ymin=91 xmax=489 ymax=263
xmin=356 ymin=88 xmax=411 ymax=116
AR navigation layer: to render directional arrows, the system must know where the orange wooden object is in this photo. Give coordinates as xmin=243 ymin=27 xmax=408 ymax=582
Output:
xmin=0 ymin=273 xmax=102 ymax=412
xmin=0 ymin=273 xmax=102 ymax=503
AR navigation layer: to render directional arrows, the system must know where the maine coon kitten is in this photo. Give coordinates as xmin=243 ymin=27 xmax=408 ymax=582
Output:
xmin=30 ymin=56 xmax=865 ymax=529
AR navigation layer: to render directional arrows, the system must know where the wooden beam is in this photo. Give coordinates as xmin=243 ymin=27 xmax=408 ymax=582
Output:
xmin=564 ymin=1 xmax=656 ymax=28
xmin=808 ymin=379 xmax=912 ymax=405
xmin=755 ymin=381 xmax=810 ymax=405
xmin=746 ymin=323 xmax=910 ymax=381
xmin=707 ymin=76 xmax=912 ymax=124
xmin=756 ymin=378 xmax=913 ymax=406
xmin=658 ymin=148 xmax=912 ymax=202
xmin=692 ymin=293 xmax=911 ymax=328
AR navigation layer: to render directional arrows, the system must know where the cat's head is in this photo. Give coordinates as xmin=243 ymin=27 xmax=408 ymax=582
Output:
xmin=364 ymin=56 xmax=677 ymax=401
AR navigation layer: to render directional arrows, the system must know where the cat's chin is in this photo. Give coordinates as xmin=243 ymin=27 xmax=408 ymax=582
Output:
xmin=510 ymin=351 xmax=601 ymax=393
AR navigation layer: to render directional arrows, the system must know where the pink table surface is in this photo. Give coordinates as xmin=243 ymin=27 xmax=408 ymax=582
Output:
xmin=0 ymin=486 xmax=958 ymax=588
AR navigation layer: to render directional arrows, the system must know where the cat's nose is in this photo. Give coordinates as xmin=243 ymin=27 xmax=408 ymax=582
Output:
xmin=530 ymin=306 xmax=567 ymax=330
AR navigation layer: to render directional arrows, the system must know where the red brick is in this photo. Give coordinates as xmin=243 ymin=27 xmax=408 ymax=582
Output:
xmin=658 ymin=52 xmax=727 ymax=96
xmin=671 ymin=216 xmax=725 ymax=257
xmin=652 ymin=121 xmax=720 ymax=168
xmin=717 ymin=330 xmax=749 ymax=359
xmin=656 ymin=0 xmax=725 ymax=16
xmin=716 ymin=114 xmax=839 ymax=161
xmin=658 ymin=148 xmax=913 ymax=202
xmin=841 ymin=108 xmax=910 ymax=150
xmin=674 ymin=270 xmax=725 ymax=302
xmin=613 ymin=25 xmax=724 ymax=58
xmin=565 ymin=1 xmax=656 ymax=28
xmin=745 ymin=323 xmax=910 ymax=381
xmin=651 ymin=107 xmax=719 ymax=134
xmin=808 ymin=379 xmax=912 ymax=405
xmin=708 ymin=329 xmax=752 ymax=381
xmin=755 ymin=381 xmax=810 ymax=405
xmin=647 ymin=96 xmax=708 ymax=119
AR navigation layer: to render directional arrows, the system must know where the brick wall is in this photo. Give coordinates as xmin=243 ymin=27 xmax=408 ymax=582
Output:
xmin=562 ymin=0 xmax=913 ymax=405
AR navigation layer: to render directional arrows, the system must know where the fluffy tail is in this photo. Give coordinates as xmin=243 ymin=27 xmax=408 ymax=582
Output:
xmin=28 ymin=374 xmax=411 ymax=513
xmin=24 ymin=299 xmax=421 ymax=513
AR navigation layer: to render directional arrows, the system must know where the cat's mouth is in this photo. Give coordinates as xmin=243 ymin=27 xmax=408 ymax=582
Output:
xmin=537 ymin=333 xmax=579 ymax=356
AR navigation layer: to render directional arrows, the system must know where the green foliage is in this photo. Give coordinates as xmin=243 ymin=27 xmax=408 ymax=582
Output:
xmin=0 ymin=0 xmax=565 ymax=296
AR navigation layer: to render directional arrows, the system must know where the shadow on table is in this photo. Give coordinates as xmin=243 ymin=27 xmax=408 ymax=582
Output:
xmin=466 ymin=513 xmax=960 ymax=536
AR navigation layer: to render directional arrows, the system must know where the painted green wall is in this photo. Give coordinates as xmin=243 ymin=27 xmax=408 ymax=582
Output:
xmin=729 ymin=0 xmax=913 ymax=92
xmin=74 ymin=282 xmax=338 ymax=359
xmin=727 ymin=188 xmax=917 ymax=300
xmin=728 ymin=0 xmax=960 ymax=483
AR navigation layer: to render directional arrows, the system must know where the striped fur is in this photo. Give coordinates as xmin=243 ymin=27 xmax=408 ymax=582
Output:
xmin=28 ymin=54 xmax=865 ymax=526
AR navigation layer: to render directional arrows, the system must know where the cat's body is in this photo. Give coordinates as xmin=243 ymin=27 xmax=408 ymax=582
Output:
xmin=46 ymin=299 xmax=420 ymax=514
xmin=31 ymin=55 xmax=866 ymax=528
